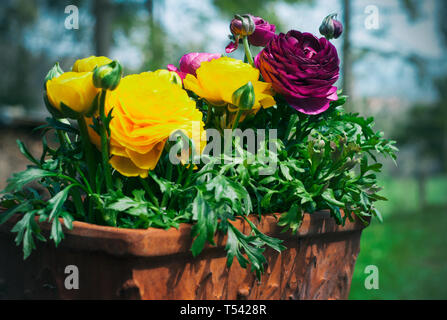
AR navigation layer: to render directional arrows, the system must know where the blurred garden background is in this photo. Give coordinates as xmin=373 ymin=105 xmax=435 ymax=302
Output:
xmin=0 ymin=0 xmax=446 ymax=299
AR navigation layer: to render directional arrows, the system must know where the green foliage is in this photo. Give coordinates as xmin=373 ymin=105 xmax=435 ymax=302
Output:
xmin=0 ymin=94 xmax=396 ymax=278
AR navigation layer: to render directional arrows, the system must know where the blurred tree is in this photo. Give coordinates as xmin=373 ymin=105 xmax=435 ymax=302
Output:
xmin=341 ymin=0 xmax=352 ymax=106
xmin=401 ymin=0 xmax=419 ymax=20
xmin=394 ymin=0 xmax=447 ymax=208
xmin=395 ymin=78 xmax=447 ymax=208
xmin=0 ymin=0 xmax=38 ymax=107
xmin=341 ymin=0 xmax=430 ymax=111
xmin=94 ymin=0 xmax=113 ymax=56
xmin=143 ymin=0 xmax=166 ymax=71
xmin=0 ymin=0 xmax=87 ymax=110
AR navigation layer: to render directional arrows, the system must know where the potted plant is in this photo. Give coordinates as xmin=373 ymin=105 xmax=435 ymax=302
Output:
xmin=0 ymin=13 xmax=396 ymax=300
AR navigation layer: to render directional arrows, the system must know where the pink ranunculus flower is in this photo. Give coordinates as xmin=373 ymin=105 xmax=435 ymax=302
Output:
xmin=168 ymin=52 xmax=221 ymax=81
xmin=226 ymin=15 xmax=276 ymax=53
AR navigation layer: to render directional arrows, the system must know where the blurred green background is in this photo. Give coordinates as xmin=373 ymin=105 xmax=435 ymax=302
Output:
xmin=350 ymin=175 xmax=447 ymax=299
xmin=0 ymin=0 xmax=446 ymax=299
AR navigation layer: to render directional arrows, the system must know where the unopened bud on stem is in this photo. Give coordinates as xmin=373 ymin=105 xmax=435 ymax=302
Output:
xmin=232 ymin=81 xmax=255 ymax=110
xmin=319 ymin=13 xmax=343 ymax=40
xmin=44 ymin=63 xmax=64 ymax=89
xmin=230 ymin=14 xmax=256 ymax=37
xmin=93 ymin=60 xmax=123 ymax=91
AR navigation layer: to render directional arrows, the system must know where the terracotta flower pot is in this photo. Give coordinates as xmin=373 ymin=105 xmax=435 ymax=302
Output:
xmin=0 ymin=211 xmax=366 ymax=300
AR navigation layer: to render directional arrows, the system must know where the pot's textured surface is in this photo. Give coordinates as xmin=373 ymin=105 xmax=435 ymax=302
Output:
xmin=0 ymin=212 xmax=365 ymax=300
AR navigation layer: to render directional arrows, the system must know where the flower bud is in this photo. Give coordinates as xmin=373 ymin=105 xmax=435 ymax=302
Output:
xmin=319 ymin=13 xmax=343 ymax=40
xmin=93 ymin=60 xmax=123 ymax=91
xmin=44 ymin=63 xmax=64 ymax=89
xmin=230 ymin=14 xmax=255 ymax=37
xmin=317 ymin=140 xmax=326 ymax=149
xmin=232 ymin=81 xmax=255 ymax=110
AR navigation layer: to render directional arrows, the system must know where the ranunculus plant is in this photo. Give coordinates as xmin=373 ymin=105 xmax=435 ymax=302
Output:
xmin=0 ymin=13 xmax=397 ymax=279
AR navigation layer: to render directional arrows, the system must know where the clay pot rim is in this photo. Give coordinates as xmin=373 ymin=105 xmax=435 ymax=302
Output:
xmin=0 ymin=210 xmax=367 ymax=258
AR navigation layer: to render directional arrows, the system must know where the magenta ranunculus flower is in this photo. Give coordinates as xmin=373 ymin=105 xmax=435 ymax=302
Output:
xmin=226 ymin=15 xmax=276 ymax=53
xmin=167 ymin=52 xmax=221 ymax=80
xmin=255 ymin=30 xmax=340 ymax=115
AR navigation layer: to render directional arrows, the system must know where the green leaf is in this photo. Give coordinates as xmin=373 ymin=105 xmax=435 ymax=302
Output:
xmin=11 ymin=211 xmax=45 ymax=259
xmin=16 ymin=140 xmax=40 ymax=166
xmin=0 ymin=201 xmax=31 ymax=225
xmin=205 ymin=176 xmax=252 ymax=213
xmin=261 ymin=190 xmax=277 ymax=208
xmin=148 ymin=171 xmax=173 ymax=195
xmin=190 ymin=190 xmax=217 ymax=256
xmin=372 ymin=207 xmax=383 ymax=223
xmin=330 ymin=95 xmax=347 ymax=108
xmin=48 ymin=185 xmax=76 ymax=221
xmin=278 ymin=203 xmax=303 ymax=233
xmin=225 ymin=224 xmax=249 ymax=269
xmin=225 ymin=224 xmax=266 ymax=280
xmin=4 ymin=168 xmax=60 ymax=193
xmin=35 ymin=117 xmax=79 ymax=135
xmin=45 ymin=185 xmax=77 ymax=246
xmin=244 ymin=217 xmax=286 ymax=253
xmin=327 ymin=203 xmax=343 ymax=225
xmin=279 ymin=164 xmax=293 ymax=181
xmin=321 ymin=188 xmax=345 ymax=207
xmin=107 ymin=197 xmax=136 ymax=212
xmin=60 ymin=211 xmax=74 ymax=230
xmin=50 ymin=218 xmax=64 ymax=247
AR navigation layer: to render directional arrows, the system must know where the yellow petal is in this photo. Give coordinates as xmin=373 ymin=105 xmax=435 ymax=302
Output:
xmin=46 ymin=72 xmax=99 ymax=114
xmin=183 ymin=74 xmax=209 ymax=100
xmin=124 ymin=141 xmax=166 ymax=170
xmin=110 ymin=155 xmax=149 ymax=178
xmin=72 ymin=56 xmax=113 ymax=72
xmin=85 ymin=117 xmax=101 ymax=148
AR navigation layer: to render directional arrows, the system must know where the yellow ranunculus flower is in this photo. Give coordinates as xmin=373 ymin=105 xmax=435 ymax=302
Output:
xmin=44 ymin=56 xmax=114 ymax=117
xmin=183 ymin=56 xmax=275 ymax=109
xmin=89 ymin=71 xmax=206 ymax=178
xmin=72 ymin=56 xmax=113 ymax=72
xmin=46 ymin=72 xmax=99 ymax=115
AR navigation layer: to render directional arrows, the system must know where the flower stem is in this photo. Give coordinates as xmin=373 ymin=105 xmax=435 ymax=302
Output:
xmin=161 ymin=161 xmax=173 ymax=208
xmin=183 ymin=160 xmax=195 ymax=188
xmin=243 ymin=36 xmax=254 ymax=66
xmin=55 ymin=126 xmax=85 ymax=218
xmin=77 ymin=117 xmax=96 ymax=191
xmin=139 ymin=178 xmax=160 ymax=207
xmin=232 ymin=109 xmax=243 ymax=130
xmin=99 ymin=89 xmax=113 ymax=192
